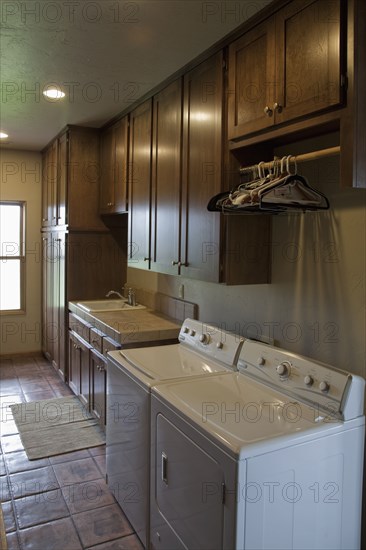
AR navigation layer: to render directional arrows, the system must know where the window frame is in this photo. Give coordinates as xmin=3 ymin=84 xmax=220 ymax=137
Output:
xmin=0 ymin=200 xmax=26 ymax=314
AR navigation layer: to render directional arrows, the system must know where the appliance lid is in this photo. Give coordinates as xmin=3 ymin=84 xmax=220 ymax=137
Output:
xmin=152 ymin=373 xmax=350 ymax=458
xmin=118 ymin=344 xmax=230 ymax=381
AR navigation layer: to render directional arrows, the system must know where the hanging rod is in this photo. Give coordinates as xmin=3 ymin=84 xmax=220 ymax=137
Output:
xmin=239 ymin=146 xmax=340 ymax=174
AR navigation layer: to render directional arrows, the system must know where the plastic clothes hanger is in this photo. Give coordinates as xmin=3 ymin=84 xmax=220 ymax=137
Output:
xmin=259 ymin=156 xmax=330 ymax=211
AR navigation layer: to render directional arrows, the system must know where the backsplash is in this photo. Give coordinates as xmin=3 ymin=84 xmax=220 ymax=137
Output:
xmin=133 ymin=288 xmax=197 ymax=321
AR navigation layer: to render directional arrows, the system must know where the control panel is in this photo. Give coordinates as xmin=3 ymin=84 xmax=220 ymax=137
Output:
xmin=238 ymin=340 xmax=364 ymax=420
xmin=179 ymin=318 xmax=244 ymax=368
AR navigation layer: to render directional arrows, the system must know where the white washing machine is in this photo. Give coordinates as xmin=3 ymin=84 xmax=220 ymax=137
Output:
xmin=150 ymin=339 xmax=365 ymax=550
xmin=106 ymin=318 xmax=244 ymax=548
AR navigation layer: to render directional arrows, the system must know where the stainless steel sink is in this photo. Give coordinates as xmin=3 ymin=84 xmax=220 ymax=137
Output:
xmin=76 ymin=299 xmax=146 ymax=312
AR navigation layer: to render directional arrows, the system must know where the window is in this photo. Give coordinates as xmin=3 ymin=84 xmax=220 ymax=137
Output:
xmin=0 ymin=201 xmax=26 ymax=312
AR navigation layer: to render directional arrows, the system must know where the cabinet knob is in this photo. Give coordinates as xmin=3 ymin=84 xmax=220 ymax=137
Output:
xmin=264 ymin=106 xmax=273 ymax=117
xmin=107 ymin=202 xmax=114 ymax=207
xmin=171 ymin=260 xmax=179 ymax=266
xmin=273 ymin=102 xmax=283 ymax=113
xmin=143 ymin=257 xmax=151 ymax=262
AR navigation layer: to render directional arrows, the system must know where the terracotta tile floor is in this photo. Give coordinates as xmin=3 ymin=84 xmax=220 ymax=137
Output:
xmin=0 ymin=355 xmax=144 ymax=550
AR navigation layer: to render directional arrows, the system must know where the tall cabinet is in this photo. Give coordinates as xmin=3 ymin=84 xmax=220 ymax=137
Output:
xmin=41 ymin=126 xmax=126 ymax=381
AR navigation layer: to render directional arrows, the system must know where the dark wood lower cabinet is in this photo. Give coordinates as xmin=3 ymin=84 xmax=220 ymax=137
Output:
xmin=68 ymin=330 xmax=92 ymax=409
xmin=90 ymin=349 xmax=107 ymax=427
xmin=68 ymin=315 xmax=121 ymax=428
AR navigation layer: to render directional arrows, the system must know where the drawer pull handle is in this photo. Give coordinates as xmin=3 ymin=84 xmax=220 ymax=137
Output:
xmin=161 ymin=452 xmax=168 ymax=485
xmin=172 ymin=261 xmax=189 ymax=267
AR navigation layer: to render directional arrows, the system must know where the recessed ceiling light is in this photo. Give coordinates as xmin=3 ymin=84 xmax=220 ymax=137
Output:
xmin=0 ymin=132 xmax=9 ymax=139
xmin=43 ymin=88 xmax=66 ymax=100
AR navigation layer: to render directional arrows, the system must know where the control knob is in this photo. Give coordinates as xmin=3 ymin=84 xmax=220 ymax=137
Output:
xmin=183 ymin=327 xmax=189 ymax=334
xmin=304 ymin=375 xmax=314 ymax=386
xmin=319 ymin=381 xmax=330 ymax=393
xmin=257 ymin=356 xmax=265 ymax=366
xmin=189 ymin=329 xmax=196 ymax=337
xmin=276 ymin=361 xmax=291 ymax=378
xmin=199 ymin=333 xmax=211 ymax=345
xmin=216 ymin=341 xmax=224 ymax=350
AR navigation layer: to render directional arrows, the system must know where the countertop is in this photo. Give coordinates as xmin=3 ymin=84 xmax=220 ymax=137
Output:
xmin=69 ymin=301 xmax=181 ymax=345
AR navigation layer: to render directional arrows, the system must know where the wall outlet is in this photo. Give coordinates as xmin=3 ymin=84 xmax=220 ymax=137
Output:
xmin=179 ymin=284 xmax=184 ymax=299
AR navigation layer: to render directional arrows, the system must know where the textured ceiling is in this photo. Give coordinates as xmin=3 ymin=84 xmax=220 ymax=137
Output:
xmin=0 ymin=0 xmax=271 ymax=151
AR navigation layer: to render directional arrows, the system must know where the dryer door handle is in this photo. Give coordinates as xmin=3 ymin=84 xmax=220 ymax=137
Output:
xmin=161 ymin=452 xmax=168 ymax=485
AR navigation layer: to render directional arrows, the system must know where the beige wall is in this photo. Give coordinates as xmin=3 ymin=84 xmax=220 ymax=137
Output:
xmin=0 ymin=149 xmax=42 ymax=355
xmin=128 ymin=136 xmax=366 ymax=379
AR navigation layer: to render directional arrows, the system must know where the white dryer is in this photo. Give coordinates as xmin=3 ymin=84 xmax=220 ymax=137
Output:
xmin=106 ymin=318 xmax=244 ymax=548
xmin=150 ymin=339 xmax=365 ymax=550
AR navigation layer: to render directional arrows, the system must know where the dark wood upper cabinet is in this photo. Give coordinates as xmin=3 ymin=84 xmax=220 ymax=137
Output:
xmin=128 ymin=99 xmax=153 ymax=268
xmin=100 ymin=125 xmax=114 ymax=212
xmin=228 ymin=0 xmax=344 ymax=140
xmin=57 ymin=132 xmax=67 ymax=226
xmin=125 ymin=53 xmax=270 ymax=284
xmin=275 ymin=0 xmax=343 ymax=123
xmin=228 ymin=18 xmax=276 ymax=137
xmin=151 ymin=78 xmax=183 ymax=275
xmin=180 ymin=53 xmax=224 ymax=282
xmin=42 ymin=140 xmax=58 ymax=227
xmin=42 ymin=126 xmax=104 ymax=230
xmin=180 ymin=52 xmax=270 ymax=284
xmin=100 ymin=117 xmax=129 ymax=214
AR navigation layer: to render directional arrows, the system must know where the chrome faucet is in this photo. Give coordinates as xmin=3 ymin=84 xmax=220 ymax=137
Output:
xmin=127 ymin=287 xmax=136 ymax=306
xmin=105 ymin=290 xmax=124 ymax=299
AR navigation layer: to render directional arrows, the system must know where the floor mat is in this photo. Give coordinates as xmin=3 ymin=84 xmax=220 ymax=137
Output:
xmin=10 ymin=396 xmax=105 ymax=460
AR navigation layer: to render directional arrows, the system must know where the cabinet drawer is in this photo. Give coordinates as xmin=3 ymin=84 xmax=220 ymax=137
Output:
xmin=103 ymin=336 xmax=121 ymax=357
xmin=68 ymin=313 xmax=92 ymax=342
xmin=90 ymin=327 xmax=105 ymax=353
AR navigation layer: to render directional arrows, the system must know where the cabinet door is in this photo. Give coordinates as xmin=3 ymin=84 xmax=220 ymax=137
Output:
xmin=114 ymin=117 xmax=129 ymax=212
xmin=41 ymin=143 xmax=57 ymax=227
xmin=90 ymin=349 xmax=106 ymax=427
xmin=41 ymin=149 xmax=50 ymax=226
xmin=79 ymin=336 xmax=91 ymax=409
xmin=68 ymin=330 xmax=91 ymax=406
xmin=42 ymin=233 xmax=53 ymax=359
xmin=151 ymin=79 xmax=182 ymax=275
xmin=181 ymin=52 xmax=223 ymax=282
xmin=275 ymin=0 xmax=343 ymax=123
xmin=228 ymin=19 xmax=276 ymax=139
xmin=68 ymin=331 xmax=81 ymax=395
xmin=49 ymin=140 xmax=58 ymax=225
xmin=100 ymin=125 xmax=115 ymax=213
xmin=57 ymin=133 xmax=68 ymax=226
xmin=53 ymin=232 xmax=66 ymax=380
xmin=128 ymin=100 xmax=152 ymax=268
xmin=67 ymin=128 xmax=103 ymax=230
